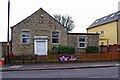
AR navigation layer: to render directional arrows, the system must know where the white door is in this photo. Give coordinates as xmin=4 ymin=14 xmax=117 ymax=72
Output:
xmin=36 ymin=41 xmax=46 ymax=55
xmin=34 ymin=38 xmax=48 ymax=55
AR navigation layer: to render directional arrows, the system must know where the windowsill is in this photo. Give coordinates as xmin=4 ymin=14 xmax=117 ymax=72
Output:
xmin=78 ymin=47 xmax=86 ymax=49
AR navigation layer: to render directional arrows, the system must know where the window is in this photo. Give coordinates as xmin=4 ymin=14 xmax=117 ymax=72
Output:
xmin=101 ymin=31 xmax=104 ymax=36
xmin=22 ymin=31 xmax=30 ymax=44
xmin=117 ymin=12 xmax=120 ymax=16
xmin=78 ymin=36 xmax=86 ymax=48
xmin=103 ymin=17 xmax=107 ymax=20
xmin=52 ymin=32 xmax=59 ymax=44
xmin=95 ymin=19 xmax=99 ymax=23
xmin=110 ymin=14 xmax=115 ymax=17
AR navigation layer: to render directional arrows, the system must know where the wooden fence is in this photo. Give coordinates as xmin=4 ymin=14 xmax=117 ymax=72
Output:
xmin=9 ymin=52 xmax=120 ymax=64
xmin=100 ymin=44 xmax=120 ymax=53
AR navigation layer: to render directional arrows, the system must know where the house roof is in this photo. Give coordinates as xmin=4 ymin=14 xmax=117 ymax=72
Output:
xmin=87 ymin=11 xmax=120 ymax=30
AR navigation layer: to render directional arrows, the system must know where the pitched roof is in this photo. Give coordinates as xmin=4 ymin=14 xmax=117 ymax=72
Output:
xmin=87 ymin=11 xmax=120 ymax=30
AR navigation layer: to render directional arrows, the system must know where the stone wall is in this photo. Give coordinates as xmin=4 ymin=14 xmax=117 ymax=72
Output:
xmin=87 ymin=35 xmax=99 ymax=46
xmin=11 ymin=8 xmax=68 ymax=55
xmin=11 ymin=8 xmax=99 ymax=55
xmin=68 ymin=33 xmax=99 ymax=53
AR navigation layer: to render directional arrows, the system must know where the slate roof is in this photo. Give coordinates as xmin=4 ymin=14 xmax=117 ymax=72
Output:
xmin=87 ymin=11 xmax=120 ymax=30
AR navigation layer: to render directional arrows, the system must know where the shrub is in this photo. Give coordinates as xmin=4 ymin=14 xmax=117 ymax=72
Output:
xmin=50 ymin=45 xmax=76 ymax=54
xmin=86 ymin=45 xmax=99 ymax=53
xmin=58 ymin=45 xmax=76 ymax=54
xmin=51 ymin=46 xmax=59 ymax=54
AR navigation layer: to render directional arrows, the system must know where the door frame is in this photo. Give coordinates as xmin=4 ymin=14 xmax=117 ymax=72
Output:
xmin=34 ymin=36 xmax=48 ymax=55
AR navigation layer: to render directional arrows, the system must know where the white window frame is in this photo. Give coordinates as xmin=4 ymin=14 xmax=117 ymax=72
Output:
xmin=52 ymin=32 xmax=60 ymax=44
xmin=78 ymin=36 xmax=86 ymax=48
xmin=21 ymin=31 xmax=30 ymax=44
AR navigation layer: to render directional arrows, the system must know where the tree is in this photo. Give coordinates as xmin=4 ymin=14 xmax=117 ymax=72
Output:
xmin=53 ymin=14 xmax=75 ymax=32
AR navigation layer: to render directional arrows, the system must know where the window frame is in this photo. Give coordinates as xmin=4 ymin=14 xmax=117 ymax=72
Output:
xmin=21 ymin=31 xmax=30 ymax=44
xmin=51 ymin=32 xmax=60 ymax=44
xmin=78 ymin=36 xmax=86 ymax=48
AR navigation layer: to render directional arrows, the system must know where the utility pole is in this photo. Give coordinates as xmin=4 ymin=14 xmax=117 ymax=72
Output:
xmin=7 ymin=0 xmax=10 ymax=64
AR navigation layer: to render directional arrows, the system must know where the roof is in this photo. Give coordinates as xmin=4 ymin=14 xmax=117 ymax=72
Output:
xmin=87 ymin=11 xmax=120 ymax=30
xmin=68 ymin=33 xmax=99 ymax=35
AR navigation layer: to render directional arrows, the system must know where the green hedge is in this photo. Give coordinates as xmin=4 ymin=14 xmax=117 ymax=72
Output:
xmin=50 ymin=46 xmax=59 ymax=54
xmin=58 ymin=45 xmax=76 ymax=54
xmin=50 ymin=45 xmax=76 ymax=54
xmin=86 ymin=45 xmax=99 ymax=53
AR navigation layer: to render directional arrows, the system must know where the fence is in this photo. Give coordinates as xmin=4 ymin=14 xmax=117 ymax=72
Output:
xmin=10 ymin=52 xmax=120 ymax=64
xmin=100 ymin=44 xmax=120 ymax=53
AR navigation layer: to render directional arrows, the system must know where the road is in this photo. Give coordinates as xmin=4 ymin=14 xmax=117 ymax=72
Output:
xmin=2 ymin=67 xmax=119 ymax=78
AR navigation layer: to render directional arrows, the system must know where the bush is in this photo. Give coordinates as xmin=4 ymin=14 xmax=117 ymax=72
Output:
xmin=58 ymin=45 xmax=76 ymax=54
xmin=86 ymin=45 xmax=99 ymax=53
xmin=50 ymin=45 xmax=76 ymax=54
xmin=50 ymin=46 xmax=59 ymax=54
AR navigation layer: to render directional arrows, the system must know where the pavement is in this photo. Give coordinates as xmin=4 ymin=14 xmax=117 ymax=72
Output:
xmin=1 ymin=61 xmax=120 ymax=71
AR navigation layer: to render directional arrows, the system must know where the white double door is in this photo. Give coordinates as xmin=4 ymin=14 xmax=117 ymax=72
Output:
xmin=34 ymin=36 xmax=48 ymax=55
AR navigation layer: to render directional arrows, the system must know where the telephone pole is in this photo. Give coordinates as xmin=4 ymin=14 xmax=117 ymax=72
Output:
xmin=7 ymin=0 xmax=10 ymax=64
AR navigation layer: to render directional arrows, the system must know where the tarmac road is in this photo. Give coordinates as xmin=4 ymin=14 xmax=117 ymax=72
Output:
xmin=2 ymin=67 xmax=119 ymax=78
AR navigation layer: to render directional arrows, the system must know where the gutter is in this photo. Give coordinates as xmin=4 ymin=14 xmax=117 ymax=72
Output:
xmin=117 ymin=20 xmax=119 ymax=44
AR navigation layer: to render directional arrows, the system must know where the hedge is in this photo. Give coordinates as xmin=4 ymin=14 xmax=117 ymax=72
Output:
xmin=86 ymin=45 xmax=99 ymax=53
xmin=50 ymin=45 xmax=76 ymax=54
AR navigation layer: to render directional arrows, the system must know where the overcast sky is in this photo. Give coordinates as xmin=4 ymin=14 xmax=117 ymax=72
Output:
xmin=0 ymin=0 xmax=119 ymax=42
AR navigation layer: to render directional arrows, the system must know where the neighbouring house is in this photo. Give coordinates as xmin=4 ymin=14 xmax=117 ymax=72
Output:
xmin=87 ymin=11 xmax=120 ymax=46
xmin=11 ymin=8 xmax=99 ymax=55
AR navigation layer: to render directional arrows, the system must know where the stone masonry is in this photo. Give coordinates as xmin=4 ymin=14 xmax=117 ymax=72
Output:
xmin=68 ymin=33 xmax=99 ymax=53
xmin=11 ymin=8 xmax=68 ymax=55
xmin=11 ymin=8 xmax=99 ymax=55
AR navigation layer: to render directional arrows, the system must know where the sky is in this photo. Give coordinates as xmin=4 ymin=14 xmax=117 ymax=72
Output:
xmin=0 ymin=0 xmax=119 ymax=42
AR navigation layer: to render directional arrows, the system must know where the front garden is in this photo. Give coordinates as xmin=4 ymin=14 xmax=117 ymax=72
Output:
xmin=2 ymin=45 xmax=120 ymax=65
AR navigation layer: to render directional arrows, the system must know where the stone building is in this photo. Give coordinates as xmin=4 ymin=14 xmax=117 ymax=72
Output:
xmin=68 ymin=33 xmax=99 ymax=53
xmin=11 ymin=8 xmax=99 ymax=55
